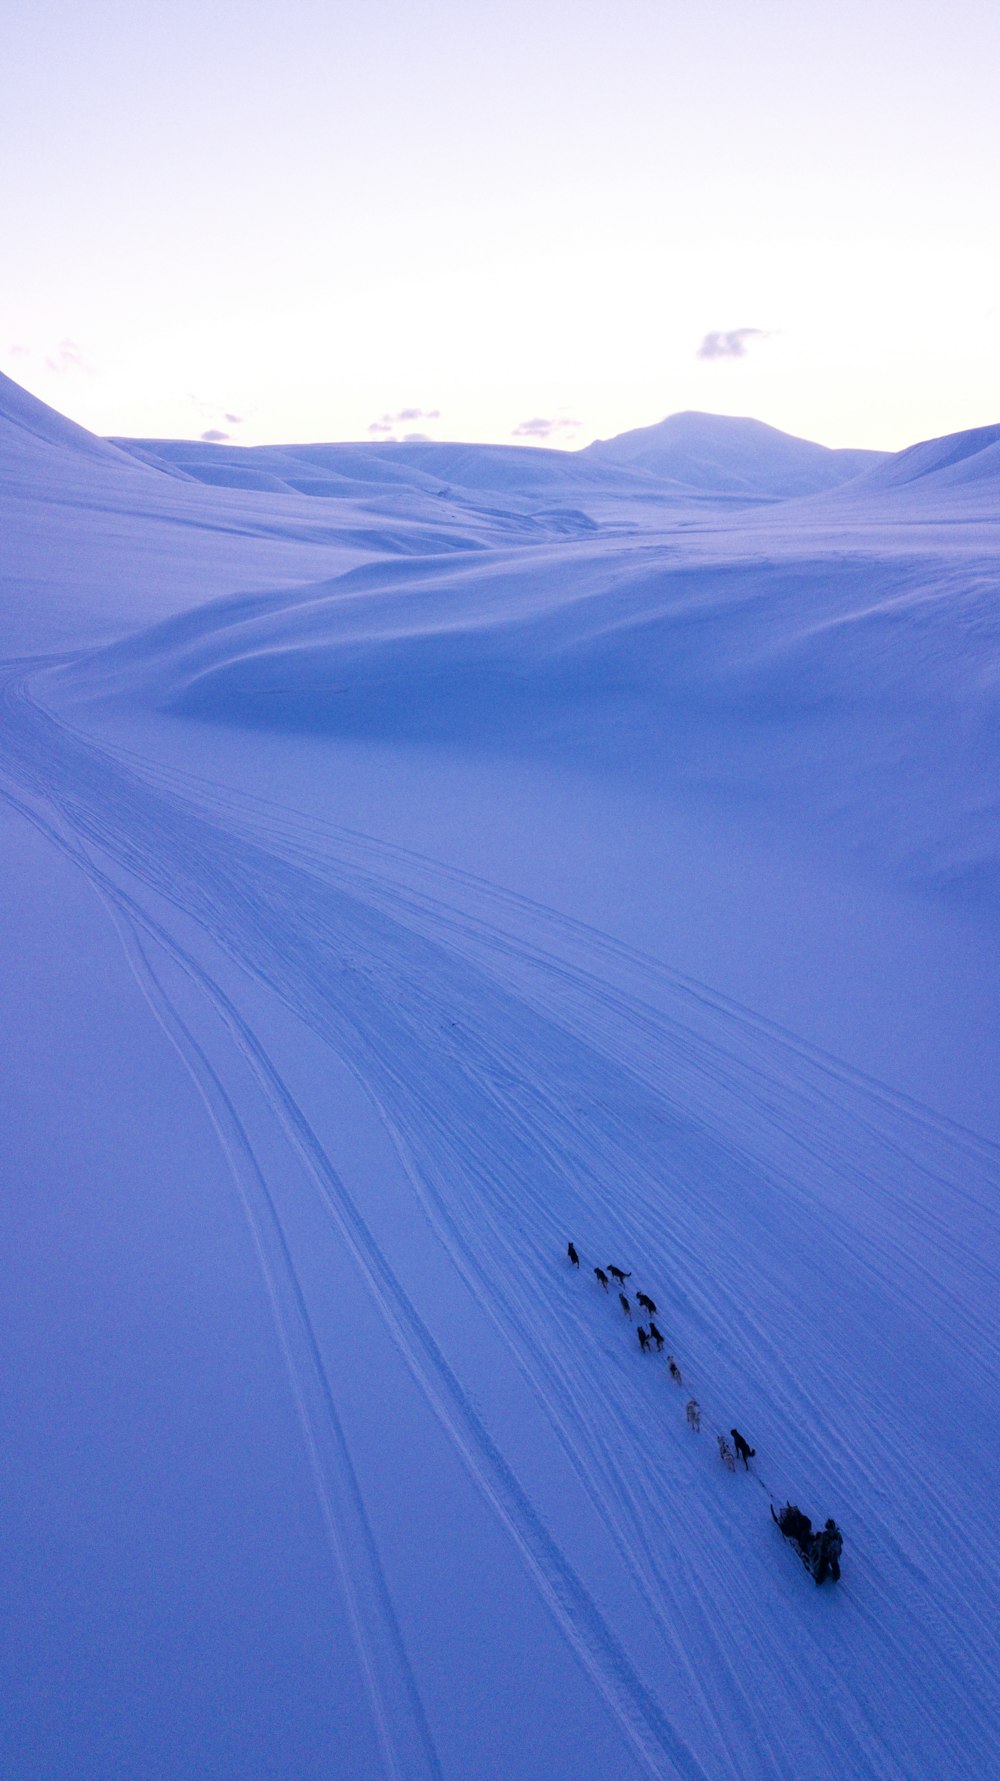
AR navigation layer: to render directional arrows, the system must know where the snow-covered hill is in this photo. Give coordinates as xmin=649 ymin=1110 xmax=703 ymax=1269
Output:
xmin=2 ymin=373 xmax=998 ymax=1779
xmin=111 ymin=410 xmax=886 ymax=508
xmin=583 ymin=410 xmax=885 ymax=496
xmin=838 ymin=418 xmax=1000 ymax=501
xmin=111 ymin=433 xmax=687 ymax=507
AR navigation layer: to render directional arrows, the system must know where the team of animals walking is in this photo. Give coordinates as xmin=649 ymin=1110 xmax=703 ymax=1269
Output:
xmin=566 ymin=1239 xmax=843 ymax=1586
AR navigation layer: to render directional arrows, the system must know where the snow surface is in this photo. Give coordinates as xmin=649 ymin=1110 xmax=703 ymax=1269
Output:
xmin=2 ymin=371 xmax=999 ymax=1779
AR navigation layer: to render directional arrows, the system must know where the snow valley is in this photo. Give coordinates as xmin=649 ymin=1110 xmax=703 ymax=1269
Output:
xmin=2 ymin=370 xmax=998 ymax=1779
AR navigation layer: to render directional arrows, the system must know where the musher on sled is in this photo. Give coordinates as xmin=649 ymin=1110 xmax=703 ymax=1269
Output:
xmin=772 ymin=1503 xmax=843 ymax=1584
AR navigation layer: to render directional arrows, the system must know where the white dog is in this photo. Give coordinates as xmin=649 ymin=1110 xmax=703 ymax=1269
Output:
xmin=717 ymin=1433 xmax=736 ymax=1471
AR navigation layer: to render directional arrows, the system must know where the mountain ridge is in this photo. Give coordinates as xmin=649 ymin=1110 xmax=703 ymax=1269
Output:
xmin=2 ymin=368 xmax=997 ymax=509
xmin=583 ymin=409 xmax=887 ymax=496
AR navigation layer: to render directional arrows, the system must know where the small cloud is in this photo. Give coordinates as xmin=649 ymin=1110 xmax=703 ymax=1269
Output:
xmin=188 ymin=393 xmax=245 ymax=432
xmin=402 ymin=432 xmax=431 ymax=443
xmin=44 ymin=338 xmax=92 ymax=374
xmin=697 ymin=328 xmax=769 ymax=360
xmin=8 ymin=338 xmax=93 ymax=374
xmin=368 ymin=406 xmax=440 ymax=436
xmin=512 ymin=416 xmax=581 ymax=441
xmin=200 ymin=429 xmax=229 ymax=443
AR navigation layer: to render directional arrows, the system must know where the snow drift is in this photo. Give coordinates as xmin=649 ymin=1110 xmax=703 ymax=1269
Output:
xmin=50 ymin=449 xmax=1000 ymax=910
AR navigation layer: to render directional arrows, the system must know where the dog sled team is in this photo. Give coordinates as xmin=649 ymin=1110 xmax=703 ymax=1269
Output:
xmin=771 ymin=1504 xmax=843 ymax=1585
xmin=567 ymin=1239 xmax=843 ymax=1585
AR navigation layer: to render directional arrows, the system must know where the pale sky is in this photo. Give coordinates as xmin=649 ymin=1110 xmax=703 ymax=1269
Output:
xmin=3 ymin=0 xmax=998 ymax=452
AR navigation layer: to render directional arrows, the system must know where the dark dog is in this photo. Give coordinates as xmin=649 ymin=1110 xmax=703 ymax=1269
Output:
xmin=619 ymin=1292 xmax=632 ymax=1319
xmin=608 ymin=1266 xmax=632 ymax=1285
xmin=636 ymin=1292 xmax=656 ymax=1315
xmin=647 ymin=1321 xmax=664 ymax=1351
xmin=667 ymin=1356 xmax=682 ymax=1383
xmin=567 ymin=1241 xmax=580 ymax=1267
xmin=594 ymin=1266 xmax=609 ymax=1290
xmin=731 ymin=1429 xmax=755 ymax=1469
xmin=637 ymin=1325 xmax=650 ymax=1351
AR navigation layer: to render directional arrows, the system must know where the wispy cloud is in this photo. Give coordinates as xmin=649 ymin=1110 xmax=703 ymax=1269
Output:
xmin=6 ymin=338 xmax=93 ymax=374
xmin=188 ymin=393 xmax=245 ymax=436
xmin=45 ymin=338 xmax=92 ymax=374
xmin=697 ymin=328 xmax=769 ymax=360
xmin=512 ymin=416 xmax=581 ymax=441
xmin=368 ymin=405 xmax=441 ymax=437
xmin=402 ymin=432 xmax=431 ymax=443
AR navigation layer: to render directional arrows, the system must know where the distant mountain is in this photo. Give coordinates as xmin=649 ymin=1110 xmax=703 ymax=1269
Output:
xmin=113 ymin=420 xmax=883 ymax=507
xmin=4 ymin=370 xmax=993 ymax=521
xmin=583 ymin=411 xmax=886 ymax=498
xmin=109 ymin=434 xmax=714 ymax=508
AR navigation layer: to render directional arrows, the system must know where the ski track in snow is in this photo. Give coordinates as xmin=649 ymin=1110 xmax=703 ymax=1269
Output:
xmin=3 ymin=663 xmax=999 ymax=1780
xmin=113 ymin=917 xmax=446 ymax=1781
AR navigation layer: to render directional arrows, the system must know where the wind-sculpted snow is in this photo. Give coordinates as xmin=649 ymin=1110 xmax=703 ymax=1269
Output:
xmin=5 ymin=375 xmax=626 ymax=654
xmin=49 ymin=519 xmax=1000 ymax=909
xmin=1 ymin=669 xmax=998 ymax=1778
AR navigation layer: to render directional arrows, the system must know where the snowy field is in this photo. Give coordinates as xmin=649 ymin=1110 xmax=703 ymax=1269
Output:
xmin=2 ymin=370 xmax=999 ymax=1779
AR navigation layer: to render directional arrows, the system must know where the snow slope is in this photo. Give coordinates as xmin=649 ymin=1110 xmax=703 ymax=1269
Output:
xmin=51 ymin=481 xmax=1000 ymax=912
xmin=831 ymin=419 xmax=1000 ymax=510
xmin=2 ymin=376 xmax=998 ymax=1779
xmin=1 ymin=372 xmax=602 ymax=656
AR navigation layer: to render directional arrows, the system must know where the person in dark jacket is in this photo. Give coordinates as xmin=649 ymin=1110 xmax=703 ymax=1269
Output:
xmin=812 ymin=1519 xmax=843 ymax=1584
xmin=567 ymin=1241 xmax=580 ymax=1267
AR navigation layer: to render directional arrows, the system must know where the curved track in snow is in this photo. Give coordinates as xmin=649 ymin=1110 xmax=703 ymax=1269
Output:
xmin=3 ymin=663 xmax=999 ymax=1780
